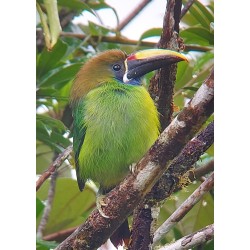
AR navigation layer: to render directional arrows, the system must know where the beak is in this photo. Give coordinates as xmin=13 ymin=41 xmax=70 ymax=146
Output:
xmin=123 ymin=49 xmax=188 ymax=83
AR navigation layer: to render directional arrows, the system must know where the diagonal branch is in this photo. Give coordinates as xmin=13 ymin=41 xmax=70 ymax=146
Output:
xmin=149 ymin=119 xmax=214 ymax=203
xmin=55 ymin=68 xmax=214 ymax=250
xmin=153 ymin=172 xmax=214 ymax=246
xmin=117 ymin=0 xmax=153 ymax=31
xmin=180 ymin=0 xmax=195 ymax=19
xmin=158 ymin=224 xmax=214 ymax=250
xmin=36 ymin=145 xmax=73 ymax=191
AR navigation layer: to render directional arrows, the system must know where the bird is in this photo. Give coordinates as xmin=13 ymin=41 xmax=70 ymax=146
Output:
xmin=70 ymin=48 xmax=187 ymax=248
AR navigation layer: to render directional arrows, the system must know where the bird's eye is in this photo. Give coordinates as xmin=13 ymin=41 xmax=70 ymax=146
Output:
xmin=113 ymin=64 xmax=121 ymax=71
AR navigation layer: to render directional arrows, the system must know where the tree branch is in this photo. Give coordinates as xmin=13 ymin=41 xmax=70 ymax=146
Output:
xmin=153 ymin=172 xmax=214 ymax=246
xmin=56 ymin=31 xmax=212 ymax=52
xmin=130 ymin=1 xmax=183 ymax=248
xmin=43 ymin=226 xmax=78 ymax=242
xmin=36 ymin=145 xmax=73 ymax=191
xmin=188 ymin=159 xmax=214 ymax=183
xmin=180 ymin=0 xmax=195 ymax=19
xmin=37 ymin=171 xmax=58 ymax=238
xmin=158 ymin=224 xmax=214 ymax=250
xmin=55 ymin=68 xmax=214 ymax=250
xmin=149 ymin=0 xmax=182 ymax=130
xmin=117 ymin=0 xmax=153 ymax=31
xmin=148 ymin=119 xmax=214 ymax=203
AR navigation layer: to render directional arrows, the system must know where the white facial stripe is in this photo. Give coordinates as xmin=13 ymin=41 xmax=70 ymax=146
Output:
xmin=123 ymin=73 xmax=130 ymax=83
xmin=123 ymin=58 xmax=130 ymax=83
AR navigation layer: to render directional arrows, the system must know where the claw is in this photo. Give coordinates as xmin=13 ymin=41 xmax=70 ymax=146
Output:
xmin=96 ymin=194 xmax=109 ymax=218
xmin=129 ymin=163 xmax=136 ymax=174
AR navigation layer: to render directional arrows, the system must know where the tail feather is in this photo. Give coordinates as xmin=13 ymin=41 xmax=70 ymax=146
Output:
xmin=110 ymin=219 xmax=130 ymax=249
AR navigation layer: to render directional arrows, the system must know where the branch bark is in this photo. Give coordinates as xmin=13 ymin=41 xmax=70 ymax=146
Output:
xmin=36 ymin=145 xmax=73 ymax=191
xmin=158 ymin=224 xmax=214 ymax=250
xmin=55 ymin=68 xmax=214 ymax=250
xmin=148 ymin=0 xmax=183 ymax=130
xmin=130 ymin=1 xmax=183 ymax=248
xmin=148 ymin=119 xmax=214 ymax=203
xmin=153 ymin=172 xmax=214 ymax=246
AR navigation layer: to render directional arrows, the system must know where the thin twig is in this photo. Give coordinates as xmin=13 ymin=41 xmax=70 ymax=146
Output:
xmin=153 ymin=172 xmax=214 ymax=246
xmin=117 ymin=0 xmax=153 ymax=31
xmin=36 ymin=145 xmax=73 ymax=191
xmin=180 ymin=0 xmax=196 ymax=19
xmin=157 ymin=224 xmax=214 ymax=250
xmin=37 ymin=171 xmax=58 ymax=238
xmin=54 ymin=67 xmax=214 ymax=250
xmin=188 ymin=159 xmax=214 ymax=182
xmin=43 ymin=226 xmax=78 ymax=242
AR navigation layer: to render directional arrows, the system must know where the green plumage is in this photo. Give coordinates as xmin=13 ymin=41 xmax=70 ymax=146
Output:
xmin=72 ymin=80 xmax=159 ymax=190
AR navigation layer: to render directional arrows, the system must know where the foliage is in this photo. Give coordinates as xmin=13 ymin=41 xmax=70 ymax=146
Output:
xmin=36 ymin=0 xmax=214 ymax=249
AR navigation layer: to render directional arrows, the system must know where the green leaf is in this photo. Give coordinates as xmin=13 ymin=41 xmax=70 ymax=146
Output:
xmin=36 ymin=198 xmax=45 ymax=218
xmin=37 ymin=114 xmax=67 ymax=132
xmin=181 ymin=27 xmax=213 ymax=45
xmin=36 ymin=178 xmax=96 ymax=234
xmin=37 ymin=39 xmax=68 ymax=78
xmin=189 ymin=1 xmax=213 ymax=29
xmin=139 ymin=28 xmax=162 ymax=41
xmin=36 ymin=142 xmax=54 ymax=174
xmin=36 ymin=114 xmax=71 ymax=152
xmin=193 ymin=51 xmax=214 ymax=73
xmin=58 ymin=0 xmax=95 ymax=15
xmin=88 ymin=21 xmax=115 ymax=36
xmin=173 ymin=227 xmax=183 ymax=240
xmin=39 ymin=63 xmax=82 ymax=89
xmin=36 ymin=238 xmax=58 ymax=250
xmin=182 ymin=86 xmax=199 ymax=92
xmin=194 ymin=0 xmax=214 ymax=25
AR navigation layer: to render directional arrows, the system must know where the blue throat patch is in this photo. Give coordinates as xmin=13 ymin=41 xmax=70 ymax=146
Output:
xmin=124 ymin=78 xmax=141 ymax=86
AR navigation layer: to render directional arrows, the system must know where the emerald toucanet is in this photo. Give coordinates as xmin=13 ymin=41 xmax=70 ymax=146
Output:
xmin=70 ymin=49 xmax=187 ymax=248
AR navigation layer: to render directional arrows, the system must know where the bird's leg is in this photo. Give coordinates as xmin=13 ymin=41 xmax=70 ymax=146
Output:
xmin=96 ymin=187 xmax=111 ymax=218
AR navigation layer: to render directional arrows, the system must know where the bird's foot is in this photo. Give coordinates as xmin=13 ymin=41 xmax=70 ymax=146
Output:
xmin=96 ymin=194 xmax=109 ymax=218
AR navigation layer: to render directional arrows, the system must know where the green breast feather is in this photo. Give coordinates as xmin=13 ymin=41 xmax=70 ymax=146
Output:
xmin=72 ymin=81 xmax=160 ymax=190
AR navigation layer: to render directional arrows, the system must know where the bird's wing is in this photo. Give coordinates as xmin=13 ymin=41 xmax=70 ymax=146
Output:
xmin=72 ymin=102 xmax=86 ymax=191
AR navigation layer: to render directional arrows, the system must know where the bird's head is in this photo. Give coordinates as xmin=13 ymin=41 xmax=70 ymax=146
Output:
xmin=70 ymin=49 xmax=187 ymax=103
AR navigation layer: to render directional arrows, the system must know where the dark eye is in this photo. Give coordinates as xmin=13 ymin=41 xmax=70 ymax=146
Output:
xmin=113 ymin=64 xmax=121 ymax=71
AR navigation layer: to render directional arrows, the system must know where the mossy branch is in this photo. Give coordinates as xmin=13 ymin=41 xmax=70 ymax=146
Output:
xmin=55 ymin=68 xmax=214 ymax=250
